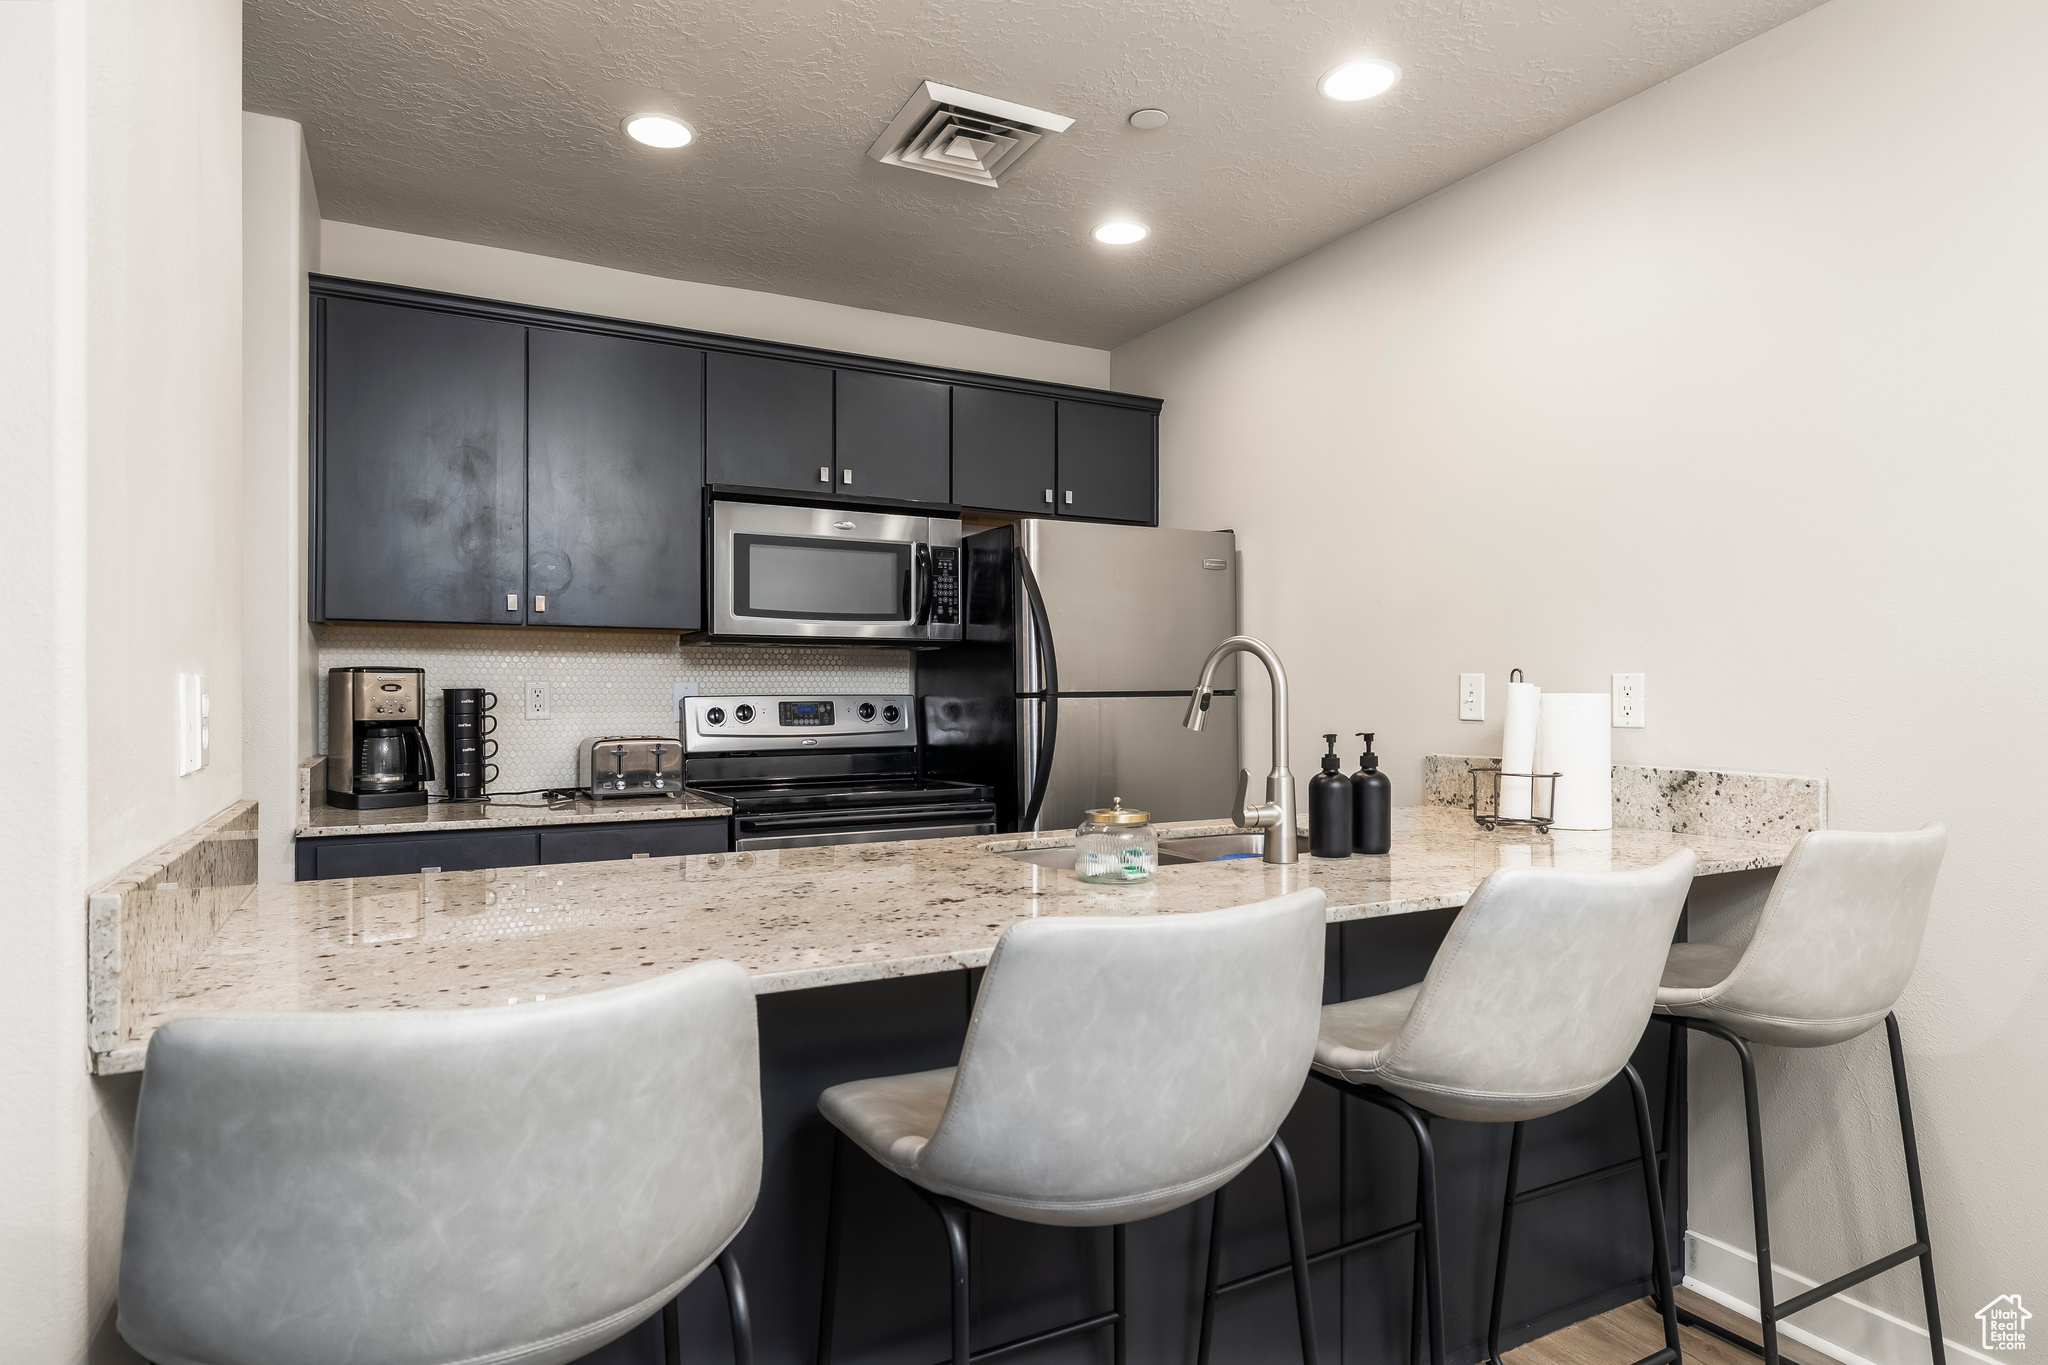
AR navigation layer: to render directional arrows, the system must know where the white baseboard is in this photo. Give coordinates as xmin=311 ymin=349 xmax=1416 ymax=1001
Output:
xmin=1684 ymin=1231 xmax=1993 ymax=1365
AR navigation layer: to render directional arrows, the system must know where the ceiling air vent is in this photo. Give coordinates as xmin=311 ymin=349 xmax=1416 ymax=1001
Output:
xmin=867 ymin=81 xmax=1074 ymax=188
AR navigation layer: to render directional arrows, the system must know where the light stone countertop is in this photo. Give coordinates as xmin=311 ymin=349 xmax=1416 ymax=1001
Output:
xmin=297 ymin=792 xmax=730 ymax=837
xmin=100 ymin=806 xmax=1794 ymax=1073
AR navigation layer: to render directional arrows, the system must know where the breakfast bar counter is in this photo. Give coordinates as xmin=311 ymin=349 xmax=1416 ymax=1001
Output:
xmin=103 ymin=806 xmax=1793 ymax=1072
xmin=90 ymin=774 xmax=1817 ymax=1365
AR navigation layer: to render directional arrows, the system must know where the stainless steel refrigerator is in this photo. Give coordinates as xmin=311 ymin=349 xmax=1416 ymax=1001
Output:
xmin=917 ymin=520 xmax=1239 ymax=834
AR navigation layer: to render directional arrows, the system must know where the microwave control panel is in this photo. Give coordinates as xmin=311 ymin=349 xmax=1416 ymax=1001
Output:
xmin=929 ymin=547 xmax=960 ymax=626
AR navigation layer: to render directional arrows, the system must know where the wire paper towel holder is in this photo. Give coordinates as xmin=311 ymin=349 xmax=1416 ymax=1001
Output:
xmin=1468 ymin=763 xmax=1560 ymax=833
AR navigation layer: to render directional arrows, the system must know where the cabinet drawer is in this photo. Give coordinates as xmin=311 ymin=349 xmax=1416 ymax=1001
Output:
xmin=539 ymin=819 xmax=731 ymax=865
xmin=300 ymin=829 xmax=541 ymax=880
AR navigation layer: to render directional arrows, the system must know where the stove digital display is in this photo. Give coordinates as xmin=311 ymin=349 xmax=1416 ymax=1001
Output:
xmin=777 ymin=700 xmax=835 ymax=727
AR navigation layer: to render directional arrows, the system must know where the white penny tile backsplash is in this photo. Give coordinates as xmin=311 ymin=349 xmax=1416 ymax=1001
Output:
xmin=317 ymin=627 xmax=914 ymax=795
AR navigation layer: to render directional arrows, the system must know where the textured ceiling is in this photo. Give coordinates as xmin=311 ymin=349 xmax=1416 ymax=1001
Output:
xmin=246 ymin=0 xmax=1824 ymax=349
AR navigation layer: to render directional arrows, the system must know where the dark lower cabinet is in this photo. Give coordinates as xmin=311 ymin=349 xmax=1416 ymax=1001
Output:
xmin=538 ymin=819 xmax=728 ymax=864
xmin=952 ymin=388 xmax=1056 ymax=515
xmin=527 ymin=329 xmax=706 ymax=630
xmin=706 ymin=352 xmax=835 ymax=494
xmin=1056 ymin=400 xmax=1157 ymax=525
xmin=295 ymin=817 xmax=732 ymax=881
xmin=834 ymin=370 xmax=951 ymax=503
xmin=317 ymin=298 xmax=528 ymax=623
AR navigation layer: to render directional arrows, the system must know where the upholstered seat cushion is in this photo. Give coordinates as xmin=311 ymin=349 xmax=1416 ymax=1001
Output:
xmin=819 ymin=1067 xmax=956 ymax=1169
xmin=1311 ymin=985 xmax=1422 ymax=1082
xmin=1655 ymin=943 xmax=1742 ymax=1007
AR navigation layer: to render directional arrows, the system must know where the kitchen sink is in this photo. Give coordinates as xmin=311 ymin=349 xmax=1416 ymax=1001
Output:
xmin=995 ymin=832 xmax=1267 ymax=869
xmin=1155 ymin=833 xmax=1267 ymax=862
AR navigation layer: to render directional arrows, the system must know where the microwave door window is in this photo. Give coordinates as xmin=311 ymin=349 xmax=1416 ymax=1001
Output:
xmin=735 ymin=535 xmax=911 ymax=621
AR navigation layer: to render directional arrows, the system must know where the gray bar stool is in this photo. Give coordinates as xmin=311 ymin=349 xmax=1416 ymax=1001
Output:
xmin=117 ymin=962 xmax=762 ymax=1365
xmin=815 ymin=889 xmax=1328 ymax=1365
xmin=1204 ymin=851 xmax=1697 ymax=1365
xmin=1655 ymin=825 xmax=1948 ymax=1365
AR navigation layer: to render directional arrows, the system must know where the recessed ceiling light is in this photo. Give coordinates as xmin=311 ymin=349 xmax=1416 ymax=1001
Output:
xmin=1092 ymin=221 xmax=1148 ymax=245
xmin=1128 ymin=108 xmax=1170 ymax=130
xmin=1319 ymin=58 xmax=1401 ymax=102
xmin=623 ymin=114 xmax=693 ymax=148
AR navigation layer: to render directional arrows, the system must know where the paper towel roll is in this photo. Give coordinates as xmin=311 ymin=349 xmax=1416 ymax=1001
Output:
xmin=1537 ymin=693 xmax=1612 ymax=831
xmin=1499 ymin=681 xmax=1541 ymax=820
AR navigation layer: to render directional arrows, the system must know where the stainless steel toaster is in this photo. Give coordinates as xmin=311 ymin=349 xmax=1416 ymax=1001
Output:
xmin=578 ymin=736 xmax=683 ymax=799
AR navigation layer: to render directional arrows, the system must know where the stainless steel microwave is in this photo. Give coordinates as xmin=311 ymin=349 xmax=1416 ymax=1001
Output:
xmin=702 ymin=500 xmax=964 ymax=645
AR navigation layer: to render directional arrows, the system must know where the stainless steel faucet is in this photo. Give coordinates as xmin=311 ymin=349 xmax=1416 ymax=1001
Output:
xmin=1183 ymin=634 xmax=1297 ymax=865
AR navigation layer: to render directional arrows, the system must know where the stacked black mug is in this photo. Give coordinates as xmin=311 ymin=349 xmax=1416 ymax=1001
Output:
xmin=442 ymin=688 xmax=498 ymax=799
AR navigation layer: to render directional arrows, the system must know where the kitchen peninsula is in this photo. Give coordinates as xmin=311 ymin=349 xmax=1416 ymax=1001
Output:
xmin=92 ymin=784 xmax=1810 ymax=1365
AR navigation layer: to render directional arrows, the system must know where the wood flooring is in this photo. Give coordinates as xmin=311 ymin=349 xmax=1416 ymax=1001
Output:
xmin=1508 ymin=1288 xmax=1837 ymax=1365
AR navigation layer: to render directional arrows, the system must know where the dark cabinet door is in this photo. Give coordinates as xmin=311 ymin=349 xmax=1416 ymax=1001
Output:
xmin=318 ymin=299 xmax=528 ymax=623
xmin=301 ymin=829 xmax=541 ymax=880
xmin=834 ymin=370 xmax=951 ymax=503
xmin=705 ymin=352 xmax=834 ymax=494
xmin=538 ymin=818 xmax=730 ymax=864
xmin=952 ymin=388 xmax=1056 ymax=515
xmin=1056 ymin=401 xmax=1157 ymax=525
xmin=527 ymin=329 xmax=706 ymax=630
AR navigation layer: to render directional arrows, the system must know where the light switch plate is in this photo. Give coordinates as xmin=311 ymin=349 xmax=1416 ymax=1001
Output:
xmin=524 ymin=679 xmax=552 ymax=720
xmin=672 ymin=681 xmax=700 ymax=717
xmin=1613 ymin=673 xmax=1646 ymax=728
xmin=1460 ymin=673 xmax=1485 ymax=722
xmin=178 ymin=674 xmax=209 ymax=774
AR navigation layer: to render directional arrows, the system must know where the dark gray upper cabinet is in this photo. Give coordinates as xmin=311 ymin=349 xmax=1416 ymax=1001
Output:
xmin=705 ymin=352 xmax=834 ymax=494
xmin=319 ymin=299 xmax=528 ymax=624
xmin=952 ymin=388 xmax=1056 ymax=515
xmin=527 ymin=329 xmax=706 ymax=630
xmin=1056 ymin=401 xmax=1157 ymax=525
xmin=834 ymin=370 xmax=950 ymax=503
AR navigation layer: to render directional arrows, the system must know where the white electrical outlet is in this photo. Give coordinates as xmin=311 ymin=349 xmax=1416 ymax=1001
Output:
xmin=1460 ymin=673 xmax=1486 ymax=722
xmin=672 ymin=681 xmax=699 ymax=718
xmin=1613 ymin=673 xmax=1646 ymax=728
xmin=524 ymin=679 xmax=552 ymax=720
xmin=177 ymin=674 xmax=209 ymax=774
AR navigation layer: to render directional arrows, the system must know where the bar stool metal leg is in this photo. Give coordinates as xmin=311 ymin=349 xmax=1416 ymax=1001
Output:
xmin=1113 ymin=1222 xmax=1129 ymax=1365
xmin=815 ymin=1131 xmax=846 ymax=1365
xmin=1194 ymin=1137 xmax=1323 ymax=1365
xmin=664 ymin=1249 xmax=756 ymax=1365
xmin=1674 ymin=1015 xmax=1947 ymax=1365
xmin=1483 ymin=1067 xmax=1681 ymax=1365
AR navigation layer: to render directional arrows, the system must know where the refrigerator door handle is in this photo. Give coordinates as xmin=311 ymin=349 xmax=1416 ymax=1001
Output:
xmin=1017 ymin=546 xmax=1059 ymax=832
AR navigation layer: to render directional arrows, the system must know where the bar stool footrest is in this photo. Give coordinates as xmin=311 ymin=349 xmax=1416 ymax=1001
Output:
xmin=939 ymin=1309 xmax=1121 ymax=1365
xmin=1215 ymin=1219 xmax=1424 ymax=1296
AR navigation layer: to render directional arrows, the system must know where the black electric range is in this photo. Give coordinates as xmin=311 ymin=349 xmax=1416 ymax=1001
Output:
xmin=680 ymin=694 xmax=996 ymax=852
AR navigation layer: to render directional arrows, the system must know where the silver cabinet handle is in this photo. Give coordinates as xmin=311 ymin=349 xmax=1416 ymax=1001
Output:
xmin=1064 ymin=490 xmax=1074 ymax=505
xmin=535 ymin=595 xmax=546 ymax=613
xmin=842 ymin=469 xmax=853 ymax=484
xmin=819 ymin=466 xmax=830 ymax=482
xmin=1044 ymin=489 xmax=1053 ymax=504
xmin=506 ymin=593 xmax=519 ymax=611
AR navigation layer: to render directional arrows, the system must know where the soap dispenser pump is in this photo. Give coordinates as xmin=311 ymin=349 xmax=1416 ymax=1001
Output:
xmin=1309 ymin=733 xmax=1354 ymax=859
xmin=1352 ymin=733 xmax=1392 ymax=855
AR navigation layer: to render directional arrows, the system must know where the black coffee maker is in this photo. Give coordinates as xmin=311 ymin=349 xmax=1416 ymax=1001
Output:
xmin=326 ymin=666 xmax=434 ymax=809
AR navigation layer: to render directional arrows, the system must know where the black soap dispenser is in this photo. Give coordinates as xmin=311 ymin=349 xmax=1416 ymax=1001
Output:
xmin=1352 ymin=733 xmax=1392 ymax=855
xmin=1310 ymin=733 xmax=1354 ymax=859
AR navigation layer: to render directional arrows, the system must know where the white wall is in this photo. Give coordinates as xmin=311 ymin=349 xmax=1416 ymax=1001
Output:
xmin=320 ymin=220 xmax=1113 ymax=390
xmin=243 ymin=114 xmax=321 ymax=882
xmin=1113 ymin=0 xmax=2047 ymax=1354
xmin=0 ymin=1 xmax=242 ymax=1359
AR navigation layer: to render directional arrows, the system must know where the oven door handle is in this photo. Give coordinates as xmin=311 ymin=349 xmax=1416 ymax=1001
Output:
xmin=738 ymin=804 xmax=996 ymax=832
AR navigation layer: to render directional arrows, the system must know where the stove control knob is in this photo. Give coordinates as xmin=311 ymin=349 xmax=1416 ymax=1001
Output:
xmin=734 ymin=704 xmax=755 ymax=723
xmin=881 ymin=704 xmax=901 ymax=725
xmin=705 ymin=707 xmax=726 ymax=726
xmin=857 ymin=702 xmax=876 ymax=721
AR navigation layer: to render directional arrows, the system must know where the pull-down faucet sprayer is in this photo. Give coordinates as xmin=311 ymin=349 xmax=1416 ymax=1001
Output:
xmin=1183 ymin=635 xmax=1298 ymax=865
